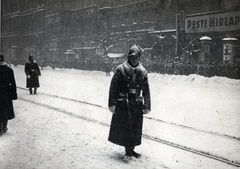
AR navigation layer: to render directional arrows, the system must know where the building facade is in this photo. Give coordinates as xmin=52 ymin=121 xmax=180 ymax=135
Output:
xmin=1 ymin=0 xmax=45 ymax=63
xmin=1 ymin=0 xmax=240 ymax=65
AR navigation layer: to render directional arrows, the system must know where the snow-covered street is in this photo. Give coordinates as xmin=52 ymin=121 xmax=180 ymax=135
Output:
xmin=0 ymin=65 xmax=240 ymax=169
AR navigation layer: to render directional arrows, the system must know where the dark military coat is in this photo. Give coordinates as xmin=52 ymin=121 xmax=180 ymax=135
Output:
xmin=108 ymin=61 xmax=151 ymax=147
xmin=0 ymin=63 xmax=17 ymax=120
xmin=25 ymin=61 xmax=41 ymax=88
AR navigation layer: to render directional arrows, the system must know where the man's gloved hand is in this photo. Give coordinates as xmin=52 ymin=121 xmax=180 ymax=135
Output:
xmin=109 ymin=106 xmax=116 ymax=114
xmin=143 ymin=109 xmax=150 ymax=114
xmin=27 ymin=75 xmax=30 ymax=79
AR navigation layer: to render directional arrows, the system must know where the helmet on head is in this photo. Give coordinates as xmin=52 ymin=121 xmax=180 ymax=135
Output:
xmin=127 ymin=45 xmax=142 ymax=67
xmin=28 ymin=55 xmax=35 ymax=63
xmin=28 ymin=55 xmax=34 ymax=61
xmin=0 ymin=54 xmax=4 ymax=61
xmin=128 ymin=45 xmax=142 ymax=57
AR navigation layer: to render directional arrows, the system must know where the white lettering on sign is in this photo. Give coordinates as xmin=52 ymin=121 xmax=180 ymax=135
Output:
xmin=185 ymin=11 xmax=240 ymax=33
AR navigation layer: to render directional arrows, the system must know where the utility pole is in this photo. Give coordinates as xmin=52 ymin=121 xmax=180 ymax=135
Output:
xmin=175 ymin=14 xmax=180 ymax=56
xmin=0 ymin=0 xmax=2 ymax=53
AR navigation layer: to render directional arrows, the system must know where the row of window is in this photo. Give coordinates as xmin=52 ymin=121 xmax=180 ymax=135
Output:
xmin=112 ymin=0 xmax=146 ymax=6
xmin=1 ymin=0 xmax=227 ymax=38
xmin=1 ymin=11 xmax=45 ymax=34
xmin=1 ymin=0 xmax=225 ymax=17
xmin=2 ymin=0 xmax=44 ymax=15
xmin=63 ymin=0 xmax=97 ymax=10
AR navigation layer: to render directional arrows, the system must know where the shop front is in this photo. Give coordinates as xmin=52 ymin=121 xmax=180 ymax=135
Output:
xmin=185 ymin=10 xmax=240 ymax=64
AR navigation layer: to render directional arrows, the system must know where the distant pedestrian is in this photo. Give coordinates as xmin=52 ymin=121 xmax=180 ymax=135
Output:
xmin=24 ymin=55 xmax=41 ymax=94
xmin=0 ymin=54 xmax=17 ymax=135
xmin=41 ymin=58 xmax=45 ymax=70
xmin=105 ymin=60 xmax=111 ymax=76
xmin=51 ymin=59 xmax=56 ymax=70
xmin=108 ymin=45 xmax=151 ymax=160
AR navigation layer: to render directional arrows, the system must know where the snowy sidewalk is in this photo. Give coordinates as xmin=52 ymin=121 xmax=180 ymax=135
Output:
xmin=0 ymin=97 xmax=238 ymax=169
xmin=13 ymin=89 xmax=240 ymax=165
xmin=13 ymin=65 xmax=240 ymax=140
xmin=1 ymin=65 xmax=239 ymax=169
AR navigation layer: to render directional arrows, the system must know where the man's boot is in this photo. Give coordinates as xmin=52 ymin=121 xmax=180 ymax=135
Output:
xmin=123 ymin=147 xmax=133 ymax=161
xmin=0 ymin=121 xmax=3 ymax=135
xmin=34 ymin=88 xmax=37 ymax=94
xmin=3 ymin=120 xmax=8 ymax=133
xmin=29 ymin=88 xmax=32 ymax=94
xmin=131 ymin=147 xmax=141 ymax=158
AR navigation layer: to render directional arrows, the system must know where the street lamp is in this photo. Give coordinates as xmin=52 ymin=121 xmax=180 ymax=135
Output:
xmin=199 ymin=36 xmax=212 ymax=63
xmin=143 ymin=21 xmax=149 ymax=30
xmin=132 ymin=22 xmax=137 ymax=31
xmin=64 ymin=49 xmax=75 ymax=61
xmin=111 ymin=25 xmax=116 ymax=33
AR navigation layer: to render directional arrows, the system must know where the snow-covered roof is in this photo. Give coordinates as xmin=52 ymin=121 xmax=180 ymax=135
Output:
xmin=107 ymin=53 xmax=125 ymax=58
xmin=222 ymin=37 xmax=238 ymax=41
xmin=200 ymin=36 xmax=212 ymax=41
xmin=148 ymin=29 xmax=176 ymax=34
xmin=64 ymin=50 xmax=75 ymax=55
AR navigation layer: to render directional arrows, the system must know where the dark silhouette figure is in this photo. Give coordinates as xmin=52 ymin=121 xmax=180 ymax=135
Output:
xmin=24 ymin=55 xmax=41 ymax=94
xmin=0 ymin=54 xmax=17 ymax=135
xmin=108 ymin=45 xmax=151 ymax=160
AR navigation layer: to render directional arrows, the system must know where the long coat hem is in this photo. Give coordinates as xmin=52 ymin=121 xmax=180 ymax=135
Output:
xmin=108 ymin=138 xmax=141 ymax=147
xmin=0 ymin=64 xmax=17 ymax=121
xmin=108 ymin=61 xmax=150 ymax=148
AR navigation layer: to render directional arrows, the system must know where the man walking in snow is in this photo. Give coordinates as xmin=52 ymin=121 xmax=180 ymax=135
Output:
xmin=0 ymin=54 xmax=17 ymax=135
xmin=105 ymin=59 xmax=111 ymax=76
xmin=108 ymin=45 xmax=151 ymax=160
xmin=24 ymin=55 xmax=41 ymax=94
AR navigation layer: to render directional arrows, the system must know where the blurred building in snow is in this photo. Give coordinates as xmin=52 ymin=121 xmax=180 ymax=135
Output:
xmin=1 ymin=0 xmax=240 ymax=66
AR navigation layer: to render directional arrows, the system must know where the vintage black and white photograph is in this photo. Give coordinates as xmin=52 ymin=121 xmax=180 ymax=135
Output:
xmin=0 ymin=0 xmax=240 ymax=168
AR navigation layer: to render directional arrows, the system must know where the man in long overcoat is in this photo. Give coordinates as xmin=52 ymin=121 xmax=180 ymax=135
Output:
xmin=108 ymin=45 xmax=151 ymax=160
xmin=24 ymin=55 xmax=41 ymax=94
xmin=105 ymin=60 xmax=111 ymax=76
xmin=0 ymin=54 xmax=17 ymax=135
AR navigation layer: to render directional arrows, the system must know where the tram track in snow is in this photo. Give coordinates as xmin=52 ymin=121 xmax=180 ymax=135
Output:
xmin=17 ymin=87 xmax=240 ymax=167
xmin=17 ymin=87 xmax=240 ymax=141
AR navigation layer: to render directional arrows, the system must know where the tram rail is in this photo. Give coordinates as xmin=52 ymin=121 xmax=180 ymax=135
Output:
xmin=17 ymin=87 xmax=240 ymax=167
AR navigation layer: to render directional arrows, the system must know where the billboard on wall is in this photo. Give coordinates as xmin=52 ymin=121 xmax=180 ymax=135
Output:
xmin=95 ymin=48 xmax=104 ymax=56
xmin=223 ymin=43 xmax=235 ymax=64
xmin=185 ymin=11 xmax=240 ymax=33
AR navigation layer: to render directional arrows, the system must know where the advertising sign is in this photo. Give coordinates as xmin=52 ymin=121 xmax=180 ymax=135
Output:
xmin=95 ymin=48 xmax=104 ymax=56
xmin=223 ymin=44 xmax=234 ymax=64
xmin=185 ymin=11 xmax=240 ymax=33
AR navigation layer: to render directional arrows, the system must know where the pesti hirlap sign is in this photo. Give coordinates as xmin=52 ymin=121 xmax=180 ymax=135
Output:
xmin=185 ymin=11 xmax=240 ymax=33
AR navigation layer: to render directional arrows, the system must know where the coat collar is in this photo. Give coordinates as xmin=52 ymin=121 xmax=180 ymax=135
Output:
xmin=27 ymin=60 xmax=37 ymax=64
xmin=0 ymin=61 xmax=7 ymax=66
xmin=123 ymin=60 xmax=145 ymax=74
